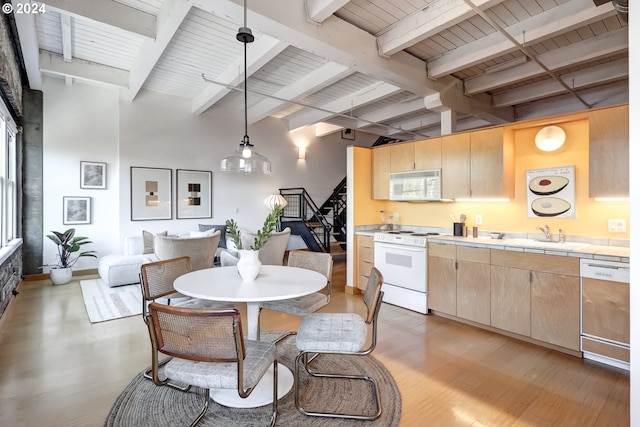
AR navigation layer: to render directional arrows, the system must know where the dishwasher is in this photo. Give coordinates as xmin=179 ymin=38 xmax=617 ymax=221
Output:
xmin=580 ymin=259 xmax=630 ymax=370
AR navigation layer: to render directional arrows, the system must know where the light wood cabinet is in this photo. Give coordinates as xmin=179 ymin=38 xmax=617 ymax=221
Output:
xmin=470 ymin=127 xmax=515 ymax=198
xmin=531 ymin=271 xmax=580 ymax=350
xmin=372 ymin=146 xmax=390 ymax=199
xmin=490 ymin=264 xmax=531 ymax=336
xmin=456 ymin=246 xmax=491 ymax=325
xmin=414 ymin=138 xmax=441 ymax=170
xmin=589 ymin=104 xmax=629 ymax=197
xmin=356 ymin=235 xmax=374 ymax=291
xmin=441 ymin=133 xmax=470 ymax=199
xmin=389 ymin=142 xmax=415 ymax=172
xmin=427 ymin=243 xmax=456 ymax=315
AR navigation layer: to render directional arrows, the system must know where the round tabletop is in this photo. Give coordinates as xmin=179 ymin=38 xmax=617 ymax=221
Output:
xmin=173 ymin=265 xmax=327 ymax=303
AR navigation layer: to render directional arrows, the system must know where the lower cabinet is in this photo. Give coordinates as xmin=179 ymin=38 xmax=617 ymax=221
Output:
xmin=456 ymin=246 xmax=491 ymax=325
xmin=356 ymin=235 xmax=374 ymax=291
xmin=490 ymin=265 xmax=531 ymax=336
xmin=427 ymin=243 xmax=456 ymax=315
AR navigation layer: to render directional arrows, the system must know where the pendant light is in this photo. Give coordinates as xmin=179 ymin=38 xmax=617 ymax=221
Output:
xmin=220 ymin=0 xmax=271 ymax=174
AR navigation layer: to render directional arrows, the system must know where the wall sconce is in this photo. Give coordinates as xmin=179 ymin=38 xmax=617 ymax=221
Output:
xmin=535 ymin=125 xmax=566 ymax=152
xmin=298 ymin=146 xmax=306 ymax=160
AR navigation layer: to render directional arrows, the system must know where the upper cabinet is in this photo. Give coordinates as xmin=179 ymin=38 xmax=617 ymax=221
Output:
xmin=389 ymin=142 xmax=415 ymax=172
xmin=415 ymin=138 xmax=442 ymax=170
xmin=441 ymin=127 xmax=514 ymax=199
xmin=589 ymin=104 xmax=629 ymax=197
xmin=372 ymin=145 xmax=390 ymax=200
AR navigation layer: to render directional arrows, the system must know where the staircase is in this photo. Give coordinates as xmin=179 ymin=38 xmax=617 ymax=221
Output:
xmin=279 ymin=178 xmax=347 ymax=254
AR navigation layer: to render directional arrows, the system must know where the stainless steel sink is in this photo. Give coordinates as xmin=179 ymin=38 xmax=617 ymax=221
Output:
xmin=502 ymin=238 xmax=589 ymax=251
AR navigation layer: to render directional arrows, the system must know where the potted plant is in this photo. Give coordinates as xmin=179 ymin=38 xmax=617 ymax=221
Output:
xmin=46 ymin=228 xmax=97 ymax=285
xmin=226 ymin=205 xmax=283 ymax=281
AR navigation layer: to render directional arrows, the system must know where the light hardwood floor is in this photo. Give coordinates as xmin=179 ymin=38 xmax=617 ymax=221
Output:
xmin=0 ymin=259 xmax=630 ymax=426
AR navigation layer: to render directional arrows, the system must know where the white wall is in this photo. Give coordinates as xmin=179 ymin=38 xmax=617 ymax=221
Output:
xmin=629 ymin=22 xmax=638 ymax=427
xmin=42 ymin=77 xmax=366 ymax=268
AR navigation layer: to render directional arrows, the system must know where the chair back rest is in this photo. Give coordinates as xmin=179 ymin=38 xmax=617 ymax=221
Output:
xmin=287 ymin=250 xmax=333 ymax=294
xmin=140 ymin=256 xmax=192 ymax=303
xmin=241 ymin=227 xmax=291 ymax=265
xmin=154 ymin=231 xmax=220 ymax=270
xmin=148 ymin=302 xmax=245 ymax=362
xmin=363 ymin=267 xmax=383 ymax=324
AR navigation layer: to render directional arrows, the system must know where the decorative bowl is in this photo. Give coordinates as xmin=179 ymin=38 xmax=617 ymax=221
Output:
xmin=490 ymin=232 xmax=504 ymax=240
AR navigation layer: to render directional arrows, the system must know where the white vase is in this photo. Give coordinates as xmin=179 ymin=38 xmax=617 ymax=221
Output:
xmin=236 ymin=249 xmax=261 ymax=282
xmin=49 ymin=267 xmax=73 ymax=285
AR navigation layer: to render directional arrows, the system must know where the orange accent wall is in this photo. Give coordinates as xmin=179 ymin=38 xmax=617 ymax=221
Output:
xmin=352 ymin=146 xmax=386 ymax=225
xmin=357 ymin=116 xmax=629 ymax=239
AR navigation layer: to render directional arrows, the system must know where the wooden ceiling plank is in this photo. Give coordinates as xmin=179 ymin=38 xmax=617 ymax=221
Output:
xmin=305 ymin=0 xmax=351 ymax=23
xmin=465 ymin=27 xmax=627 ymax=94
xmin=427 ymin=0 xmax=616 ymax=78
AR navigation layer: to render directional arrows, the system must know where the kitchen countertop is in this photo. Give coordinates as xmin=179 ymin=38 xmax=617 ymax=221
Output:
xmin=355 ymin=226 xmax=629 ymax=263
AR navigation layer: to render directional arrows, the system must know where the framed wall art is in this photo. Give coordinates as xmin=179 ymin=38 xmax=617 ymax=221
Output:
xmin=80 ymin=161 xmax=107 ymax=189
xmin=130 ymin=167 xmax=172 ymax=221
xmin=176 ymin=169 xmax=212 ymax=219
xmin=526 ymin=165 xmax=576 ymax=218
xmin=63 ymin=196 xmax=91 ymax=224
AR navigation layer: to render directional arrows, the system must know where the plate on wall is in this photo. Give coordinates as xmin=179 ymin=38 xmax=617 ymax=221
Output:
xmin=529 ymin=176 xmax=569 ymax=196
xmin=531 ymin=197 xmax=572 ymax=217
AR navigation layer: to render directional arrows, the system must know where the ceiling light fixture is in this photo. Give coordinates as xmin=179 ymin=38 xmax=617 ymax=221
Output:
xmin=535 ymin=125 xmax=566 ymax=152
xmin=220 ymin=0 xmax=271 ymax=174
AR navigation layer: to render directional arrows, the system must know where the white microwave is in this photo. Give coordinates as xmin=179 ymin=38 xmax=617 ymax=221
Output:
xmin=389 ymin=169 xmax=442 ymax=201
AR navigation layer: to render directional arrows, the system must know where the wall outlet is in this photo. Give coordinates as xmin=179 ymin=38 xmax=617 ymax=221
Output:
xmin=475 ymin=214 xmax=482 ymax=225
xmin=393 ymin=212 xmax=399 ymax=221
xmin=607 ymin=219 xmax=626 ymax=233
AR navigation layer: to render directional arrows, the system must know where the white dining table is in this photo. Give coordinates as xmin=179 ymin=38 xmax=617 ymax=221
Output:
xmin=173 ymin=264 xmax=326 ymax=408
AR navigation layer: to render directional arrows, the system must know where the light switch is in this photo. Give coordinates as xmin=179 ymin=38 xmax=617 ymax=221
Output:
xmin=475 ymin=214 xmax=482 ymax=225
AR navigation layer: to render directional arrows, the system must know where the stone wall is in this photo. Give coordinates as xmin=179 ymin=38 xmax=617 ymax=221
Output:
xmin=0 ymin=13 xmax=22 ymax=117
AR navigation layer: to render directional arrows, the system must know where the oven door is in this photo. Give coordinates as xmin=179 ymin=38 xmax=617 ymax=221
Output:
xmin=374 ymin=242 xmax=427 ymax=292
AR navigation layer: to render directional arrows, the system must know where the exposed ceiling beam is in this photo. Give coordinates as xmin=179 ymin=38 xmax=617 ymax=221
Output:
xmin=427 ymin=0 xmax=616 ymax=78
xmin=121 ymin=0 xmax=191 ymax=102
xmin=465 ymin=27 xmax=628 ymax=95
xmin=190 ymin=0 xmax=513 ymax=124
xmin=60 ymin=14 xmax=73 ymax=85
xmin=387 ymin=113 xmax=441 ymax=135
xmin=248 ymin=61 xmax=351 ymax=124
xmin=44 ymin=0 xmax=157 ymax=38
xmin=376 ymin=0 xmax=500 ymax=57
xmin=192 ymin=35 xmax=288 ymax=114
xmin=355 ymin=97 xmax=426 ymax=129
xmin=493 ymin=58 xmax=628 ymax=107
xmin=286 ymin=81 xmax=403 ymax=130
xmin=39 ymin=52 xmax=129 ymax=87
xmin=11 ymin=7 xmax=42 ymax=90
xmin=304 ymin=0 xmax=349 ymax=24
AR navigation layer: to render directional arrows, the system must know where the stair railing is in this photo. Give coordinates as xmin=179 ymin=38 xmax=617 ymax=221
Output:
xmin=279 ymin=187 xmax=332 ymax=251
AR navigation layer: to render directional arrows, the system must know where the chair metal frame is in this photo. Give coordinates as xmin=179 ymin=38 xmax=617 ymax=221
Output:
xmin=148 ymin=302 xmax=278 ymax=427
xmin=293 ymin=267 xmax=384 ymax=420
xmin=139 ymin=256 xmax=194 ymax=390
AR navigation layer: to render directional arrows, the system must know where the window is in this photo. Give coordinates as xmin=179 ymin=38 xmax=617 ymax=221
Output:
xmin=0 ymin=98 xmax=18 ymax=247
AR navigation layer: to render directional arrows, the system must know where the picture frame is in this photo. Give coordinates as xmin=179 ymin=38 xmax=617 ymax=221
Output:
xmin=176 ymin=169 xmax=212 ymax=219
xmin=130 ymin=167 xmax=172 ymax=221
xmin=80 ymin=161 xmax=107 ymax=189
xmin=63 ymin=196 xmax=91 ymax=225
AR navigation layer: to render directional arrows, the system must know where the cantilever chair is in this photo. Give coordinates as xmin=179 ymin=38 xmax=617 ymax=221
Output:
xmin=139 ymin=256 xmax=230 ymax=388
xmin=147 ymin=302 xmax=278 ymax=427
xmin=257 ymin=250 xmax=333 ymax=338
xmin=293 ymin=267 xmax=384 ymax=420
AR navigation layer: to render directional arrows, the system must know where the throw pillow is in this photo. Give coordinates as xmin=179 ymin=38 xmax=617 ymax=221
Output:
xmin=189 ymin=229 xmax=216 ymax=237
xmin=142 ymin=230 xmax=167 ymax=254
xmin=198 ymin=224 xmax=227 ymax=248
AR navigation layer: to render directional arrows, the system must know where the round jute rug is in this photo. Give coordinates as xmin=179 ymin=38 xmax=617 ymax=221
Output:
xmin=104 ymin=332 xmax=401 ymax=427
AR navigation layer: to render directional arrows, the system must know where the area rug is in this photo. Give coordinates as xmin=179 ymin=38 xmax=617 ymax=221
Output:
xmin=79 ymin=279 xmax=142 ymax=323
xmin=104 ymin=332 xmax=401 ymax=426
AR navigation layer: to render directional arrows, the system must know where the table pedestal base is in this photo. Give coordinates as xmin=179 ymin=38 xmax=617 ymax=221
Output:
xmin=210 ymin=363 xmax=293 ymax=408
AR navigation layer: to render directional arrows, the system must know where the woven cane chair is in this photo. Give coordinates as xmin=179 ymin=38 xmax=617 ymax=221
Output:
xmin=139 ymin=256 xmax=230 ymax=388
xmin=293 ymin=267 xmax=384 ymax=420
xmin=257 ymin=251 xmax=333 ymax=338
xmin=148 ymin=303 xmax=278 ymax=427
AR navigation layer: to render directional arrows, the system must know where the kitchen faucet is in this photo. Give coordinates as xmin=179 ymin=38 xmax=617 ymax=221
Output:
xmin=536 ymin=225 xmax=552 ymax=241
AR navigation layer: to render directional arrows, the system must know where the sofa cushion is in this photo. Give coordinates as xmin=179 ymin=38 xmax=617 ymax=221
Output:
xmin=198 ymin=224 xmax=227 ymax=248
xmin=142 ymin=230 xmax=167 ymax=254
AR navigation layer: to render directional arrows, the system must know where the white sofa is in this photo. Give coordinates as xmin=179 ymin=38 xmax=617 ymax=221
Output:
xmin=98 ymin=231 xmax=224 ymax=287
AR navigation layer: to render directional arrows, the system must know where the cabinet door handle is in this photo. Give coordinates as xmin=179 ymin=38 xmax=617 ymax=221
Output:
xmin=529 ymin=271 xmax=532 ymax=282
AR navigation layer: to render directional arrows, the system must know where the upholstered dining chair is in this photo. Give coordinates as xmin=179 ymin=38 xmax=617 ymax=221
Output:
xmin=154 ymin=231 xmax=220 ymax=271
xmin=257 ymin=250 xmax=333 ymax=338
xmin=139 ymin=256 xmax=230 ymax=388
xmin=293 ymin=267 xmax=384 ymax=420
xmin=147 ymin=302 xmax=278 ymax=427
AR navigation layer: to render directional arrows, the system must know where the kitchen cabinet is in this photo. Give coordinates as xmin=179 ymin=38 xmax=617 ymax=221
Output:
xmin=389 ymin=142 xmax=415 ymax=172
xmin=441 ymin=127 xmax=515 ymax=199
xmin=356 ymin=235 xmax=375 ymax=291
xmin=427 ymin=243 xmax=456 ymax=315
xmin=372 ymin=146 xmax=390 ymax=199
xmin=456 ymin=246 xmax=491 ymax=325
xmin=414 ymin=138 xmax=441 ymax=170
xmin=490 ymin=264 xmax=531 ymax=336
xmin=589 ymin=104 xmax=629 ymax=197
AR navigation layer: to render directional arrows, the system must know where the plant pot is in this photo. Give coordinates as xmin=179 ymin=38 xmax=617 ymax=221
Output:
xmin=49 ymin=267 xmax=73 ymax=285
xmin=236 ymin=249 xmax=261 ymax=282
